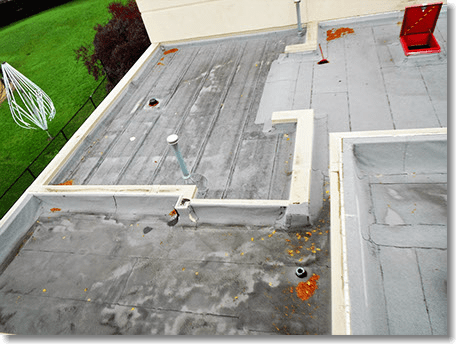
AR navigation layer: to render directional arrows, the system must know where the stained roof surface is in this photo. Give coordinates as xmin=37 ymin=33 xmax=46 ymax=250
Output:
xmin=0 ymin=206 xmax=331 ymax=335
xmin=51 ymin=30 xmax=306 ymax=200
xmin=0 ymin=8 xmax=448 ymax=335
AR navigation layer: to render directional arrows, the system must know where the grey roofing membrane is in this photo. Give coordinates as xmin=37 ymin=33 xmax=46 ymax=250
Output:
xmin=0 ymin=9 xmax=448 ymax=335
xmin=51 ymin=30 xmax=306 ymax=200
xmin=51 ymin=8 xmax=447 ymax=194
xmin=0 ymin=204 xmax=330 ymax=335
xmin=343 ymin=137 xmax=447 ymax=335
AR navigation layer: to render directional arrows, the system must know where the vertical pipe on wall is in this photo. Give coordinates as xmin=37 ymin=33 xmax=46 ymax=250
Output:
xmin=294 ymin=0 xmax=304 ymax=36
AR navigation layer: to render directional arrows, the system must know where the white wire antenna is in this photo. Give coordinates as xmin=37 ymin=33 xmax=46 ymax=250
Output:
xmin=1 ymin=62 xmax=55 ymax=139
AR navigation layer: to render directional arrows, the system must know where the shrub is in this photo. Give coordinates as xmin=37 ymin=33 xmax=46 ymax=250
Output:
xmin=75 ymin=0 xmax=150 ymax=92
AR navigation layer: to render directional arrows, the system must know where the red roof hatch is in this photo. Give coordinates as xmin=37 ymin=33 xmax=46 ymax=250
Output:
xmin=399 ymin=2 xmax=443 ymax=56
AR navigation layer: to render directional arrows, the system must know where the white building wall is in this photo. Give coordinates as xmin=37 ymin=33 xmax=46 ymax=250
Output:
xmin=136 ymin=0 xmax=446 ymax=44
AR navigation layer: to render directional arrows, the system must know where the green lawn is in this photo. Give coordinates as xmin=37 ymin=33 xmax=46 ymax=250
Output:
xmin=0 ymin=0 xmax=121 ymax=216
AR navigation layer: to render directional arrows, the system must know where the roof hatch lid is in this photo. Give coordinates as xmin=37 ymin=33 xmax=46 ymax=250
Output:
xmin=400 ymin=2 xmax=443 ymax=37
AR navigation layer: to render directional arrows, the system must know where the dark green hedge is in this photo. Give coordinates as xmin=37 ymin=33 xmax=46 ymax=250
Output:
xmin=0 ymin=0 xmax=74 ymax=28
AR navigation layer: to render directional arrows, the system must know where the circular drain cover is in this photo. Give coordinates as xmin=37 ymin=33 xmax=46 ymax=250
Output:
xmin=295 ymin=267 xmax=308 ymax=278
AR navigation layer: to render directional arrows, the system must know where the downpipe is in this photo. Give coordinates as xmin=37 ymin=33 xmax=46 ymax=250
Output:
xmin=294 ymin=0 xmax=304 ymax=36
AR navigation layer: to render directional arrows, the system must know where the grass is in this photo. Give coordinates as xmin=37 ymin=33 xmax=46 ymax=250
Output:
xmin=0 ymin=0 xmax=121 ymax=216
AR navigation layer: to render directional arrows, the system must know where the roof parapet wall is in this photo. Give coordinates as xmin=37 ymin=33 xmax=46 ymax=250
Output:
xmin=135 ymin=0 xmax=446 ymax=44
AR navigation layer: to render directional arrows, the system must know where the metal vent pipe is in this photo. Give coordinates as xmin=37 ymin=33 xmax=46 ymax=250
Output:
xmin=167 ymin=134 xmax=191 ymax=179
xmin=167 ymin=134 xmax=209 ymax=198
xmin=294 ymin=0 xmax=304 ymax=36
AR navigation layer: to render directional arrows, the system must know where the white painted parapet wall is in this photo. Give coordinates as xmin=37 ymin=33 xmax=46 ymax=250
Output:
xmin=135 ymin=0 xmax=445 ymax=44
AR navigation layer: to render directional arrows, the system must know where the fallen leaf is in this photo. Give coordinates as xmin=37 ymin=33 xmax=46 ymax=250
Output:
xmin=296 ymin=274 xmax=320 ymax=301
xmin=164 ymin=48 xmax=178 ymax=55
xmin=326 ymin=27 xmax=354 ymax=41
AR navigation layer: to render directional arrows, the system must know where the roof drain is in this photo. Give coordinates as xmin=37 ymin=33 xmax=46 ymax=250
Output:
xmin=167 ymin=134 xmax=208 ymax=198
xmin=149 ymin=98 xmax=159 ymax=107
xmin=296 ymin=267 xmax=308 ymax=278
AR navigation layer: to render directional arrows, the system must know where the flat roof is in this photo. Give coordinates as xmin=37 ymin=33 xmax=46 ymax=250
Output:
xmin=330 ymin=132 xmax=446 ymax=335
xmin=50 ymin=30 xmax=306 ymax=200
xmin=0 ymin=8 xmax=448 ymax=335
xmin=0 ymin=209 xmax=331 ymax=335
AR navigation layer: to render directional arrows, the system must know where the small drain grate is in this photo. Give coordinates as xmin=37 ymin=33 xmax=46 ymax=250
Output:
xmin=295 ymin=267 xmax=307 ymax=278
xmin=149 ymin=98 xmax=159 ymax=107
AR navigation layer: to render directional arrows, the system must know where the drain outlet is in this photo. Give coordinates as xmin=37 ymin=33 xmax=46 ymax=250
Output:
xmin=295 ymin=267 xmax=307 ymax=278
xmin=149 ymin=98 xmax=159 ymax=107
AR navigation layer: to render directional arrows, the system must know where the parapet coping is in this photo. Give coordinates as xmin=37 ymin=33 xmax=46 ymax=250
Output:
xmin=21 ymin=109 xmax=313 ymax=224
xmin=328 ymin=127 xmax=447 ymax=335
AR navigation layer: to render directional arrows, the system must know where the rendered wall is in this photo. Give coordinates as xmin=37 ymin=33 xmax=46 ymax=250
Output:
xmin=136 ymin=0 xmax=446 ymax=43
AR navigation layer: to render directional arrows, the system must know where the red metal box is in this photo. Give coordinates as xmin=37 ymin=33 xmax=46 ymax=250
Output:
xmin=400 ymin=2 xmax=442 ymax=56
